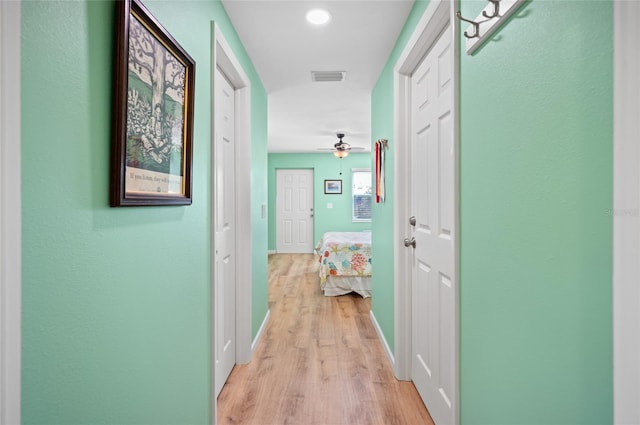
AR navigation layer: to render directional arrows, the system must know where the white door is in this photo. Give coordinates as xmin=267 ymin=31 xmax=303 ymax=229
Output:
xmin=276 ymin=169 xmax=314 ymax=253
xmin=214 ymin=67 xmax=236 ymax=397
xmin=410 ymin=23 xmax=456 ymax=425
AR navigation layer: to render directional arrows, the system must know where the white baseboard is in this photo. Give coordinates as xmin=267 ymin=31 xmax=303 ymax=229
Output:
xmin=251 ymin=309 xmax=270 ymax=354
xmin=370 ymin=310 xmax=395 ymax=369
xmin=268 ymin=250 xmax=276 ymax=255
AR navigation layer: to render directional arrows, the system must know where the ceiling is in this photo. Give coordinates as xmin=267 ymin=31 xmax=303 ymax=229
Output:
xmin=221 ymin=0 xmax=415 ymax=153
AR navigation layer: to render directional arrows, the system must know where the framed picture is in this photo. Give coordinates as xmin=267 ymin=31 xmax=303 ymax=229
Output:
xmin=111 ymin=0 xmax=196 ymax=206
xmin=324 ymin=179 xmax=342 ymax=194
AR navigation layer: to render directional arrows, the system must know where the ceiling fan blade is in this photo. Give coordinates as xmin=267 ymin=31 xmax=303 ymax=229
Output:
xmin=317 ymin=147 xmax=368 ymax=152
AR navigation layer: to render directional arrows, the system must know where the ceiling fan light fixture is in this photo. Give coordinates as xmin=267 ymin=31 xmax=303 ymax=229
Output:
xmin=306 ymin=8 xmax=331 ymax=25
xmin=334 ymin=150 xmax=349 ymax=158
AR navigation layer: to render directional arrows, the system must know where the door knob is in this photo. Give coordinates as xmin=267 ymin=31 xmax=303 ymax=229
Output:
xmin=403 ymin=237 xmax=416 ymax=248
xmin=409 ymin=216 xmax=416 ymax=226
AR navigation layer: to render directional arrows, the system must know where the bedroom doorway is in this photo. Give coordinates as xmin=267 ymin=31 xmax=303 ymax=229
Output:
xmin=393 ymin=1 xmax=459 ymax=424
xmin=275 ymin=169 xmax=315 ymax=253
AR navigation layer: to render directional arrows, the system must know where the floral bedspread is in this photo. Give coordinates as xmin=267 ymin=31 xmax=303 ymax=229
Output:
xmin=315 ymin=232 xmax=372 ymax=286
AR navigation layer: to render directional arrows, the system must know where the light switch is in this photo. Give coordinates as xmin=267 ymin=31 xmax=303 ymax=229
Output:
xmin=327 ymin=203 xmax=333 ymax=209
xmin=261 ymin=204 xmax=266 ymax=219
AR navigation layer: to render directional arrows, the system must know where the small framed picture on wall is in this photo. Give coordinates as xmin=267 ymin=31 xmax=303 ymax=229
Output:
xmin=324 ymin=179 xmax=342 ymax=194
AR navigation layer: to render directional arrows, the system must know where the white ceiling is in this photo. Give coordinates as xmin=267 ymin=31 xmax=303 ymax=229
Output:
xmin=221 ymin=0 xmax=415 ymax=153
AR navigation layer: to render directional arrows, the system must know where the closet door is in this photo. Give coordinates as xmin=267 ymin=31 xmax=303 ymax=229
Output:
xmin=409 ymin=22 xmax=456 ymax=425
xmin=214 ymin=67 xmax=236 ymax=397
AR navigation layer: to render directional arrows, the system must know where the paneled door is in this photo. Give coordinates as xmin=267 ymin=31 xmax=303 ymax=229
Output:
xmin=276 ymin=169 xmax=314 ymax=253
xmin=409 ymin=22 xmax=456 ymax=425
xmin=214 ymin=67 xmax=236 ymax=397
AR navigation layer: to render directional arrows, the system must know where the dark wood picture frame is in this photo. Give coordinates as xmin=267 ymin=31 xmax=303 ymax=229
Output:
xmin=111 ymin=0 xmax=195 ymax=206
xmin=324 ymin=179 xmax=342 ymax=194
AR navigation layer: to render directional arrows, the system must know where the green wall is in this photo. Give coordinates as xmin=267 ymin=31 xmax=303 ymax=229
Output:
xmin=21 ymin=1 xmax=267 ymax=423
xmin=268 ymin=153 xmax=372 ymax=251
xmin=370 ymin=0 xmax=430 ymax=356
xmin=372 ymin=0 xmax=613 ymax=423
xmin=458 ymin=1 xmax=612 ymax=422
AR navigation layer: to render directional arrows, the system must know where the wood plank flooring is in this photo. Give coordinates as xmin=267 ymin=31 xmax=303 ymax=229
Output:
xmin=217 ymin=253 xmax=434 ymax=425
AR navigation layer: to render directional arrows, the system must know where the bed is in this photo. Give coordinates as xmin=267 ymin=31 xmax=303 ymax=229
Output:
xmin=315 ymin=231 xmax=372 ymax=298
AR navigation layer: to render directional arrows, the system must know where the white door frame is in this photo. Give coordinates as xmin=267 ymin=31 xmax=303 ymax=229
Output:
xmin=613 ymin=2 xmax=640 ymax=423
xmin=393 ymin=0 xmax=459 ymax=421
xmin=0 ymin=2 xmax=21 ymax=424
xmin=211 ymin=22 xmax=252 ymax=419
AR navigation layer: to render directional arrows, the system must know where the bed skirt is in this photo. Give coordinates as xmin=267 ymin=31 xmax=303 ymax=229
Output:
xmin=323 ymin=275 xmax=372 ymax=298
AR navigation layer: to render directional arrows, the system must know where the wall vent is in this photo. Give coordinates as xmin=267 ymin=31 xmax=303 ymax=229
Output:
xmin=311 ymin=71 xmax=346 ymax=82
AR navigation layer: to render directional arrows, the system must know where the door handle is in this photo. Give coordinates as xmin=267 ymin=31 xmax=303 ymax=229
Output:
xmin=403 ymin=237 xmax=416 ymax=248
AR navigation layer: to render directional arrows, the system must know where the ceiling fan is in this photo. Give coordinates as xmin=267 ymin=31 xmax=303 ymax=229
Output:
xmin=317 ymin=133 xmax=365 ymax=158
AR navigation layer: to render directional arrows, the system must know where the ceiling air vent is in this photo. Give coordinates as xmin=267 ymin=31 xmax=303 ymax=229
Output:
xmin=311 ymin=71 xmax=346 ymax=82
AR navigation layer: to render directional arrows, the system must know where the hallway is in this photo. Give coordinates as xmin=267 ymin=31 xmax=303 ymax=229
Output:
xmin=217 ymin=254 xmax=433 ymax=424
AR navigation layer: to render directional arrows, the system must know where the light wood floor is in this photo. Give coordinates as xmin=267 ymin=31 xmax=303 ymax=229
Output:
xmin=217 ymin=253 xmax=434 ymax=425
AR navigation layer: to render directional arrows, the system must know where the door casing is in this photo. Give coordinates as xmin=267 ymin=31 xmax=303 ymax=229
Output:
xmin=613 ymin=2 xmax=640 ymax=423
xmin=392 ymin=1 xmax=460 ymax=423
xmin=0 ymin=2 xmax=21 ymax=424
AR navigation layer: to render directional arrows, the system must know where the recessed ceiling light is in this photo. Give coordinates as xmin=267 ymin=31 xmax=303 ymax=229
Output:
xmin=306 ymin=8 xmax=331 ymax=25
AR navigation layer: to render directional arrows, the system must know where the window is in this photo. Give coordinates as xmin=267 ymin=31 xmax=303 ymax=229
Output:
xmin=352 ymin=169 xmax=372 ymax=222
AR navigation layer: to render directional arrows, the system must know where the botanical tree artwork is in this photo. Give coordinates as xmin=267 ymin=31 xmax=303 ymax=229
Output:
xmin=126 ymin=14 xmax=186 ymax=176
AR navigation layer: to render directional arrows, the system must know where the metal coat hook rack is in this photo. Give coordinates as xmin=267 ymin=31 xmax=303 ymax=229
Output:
xmin=456 ymin=11 xmax=480 ymax=39
xmin=456 ymin=0 xmax=527 ymax=55
xmin=482 ymin=0 xmax=501 ymax=19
